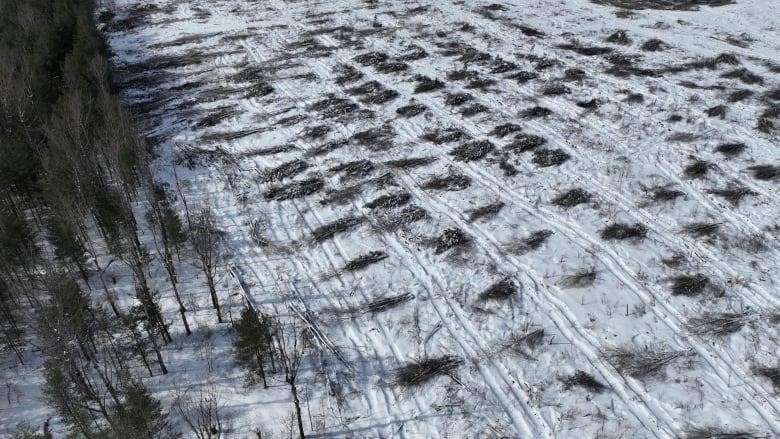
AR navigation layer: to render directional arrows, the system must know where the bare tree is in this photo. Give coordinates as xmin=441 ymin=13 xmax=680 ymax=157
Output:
xmin=191 ymin=208 xmax=222 ymax=323
xmin=146 ymin=184 xmax=191 ymax=335
xmin=173 ymin=387 xmax=226 ymax=439
xmin=275 ymin=320 xmax=307 ymax=439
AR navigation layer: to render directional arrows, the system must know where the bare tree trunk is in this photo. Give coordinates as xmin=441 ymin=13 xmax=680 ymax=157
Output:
xmin=145 ymin=326 xmax=168 ymax=375
xmin=205 ymin=274 xmax=222 ymax=323
xmin=290 ymin=380 xmax=305 ymax=439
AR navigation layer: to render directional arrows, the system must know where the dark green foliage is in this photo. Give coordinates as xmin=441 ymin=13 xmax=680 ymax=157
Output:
xmin=112 ymin=382 xmax=179 ymax=439
xmin=0 ymin=208 xmax=38 ymax=270
xmin=46 ymin=215 xmax=87 ymax=269
xmin=233 ymin=308 xmax=275 ymax=387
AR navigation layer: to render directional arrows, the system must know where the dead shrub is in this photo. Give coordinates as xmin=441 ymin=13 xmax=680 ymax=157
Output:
xmin=304 ymin=139 xmax=349 ymax=157
xmin=489 ymin=123 xmax=523 ymax=138
xmin=605 ymin=345 xmax=687 ymax=379
xmin=422 ymin=174 xmax=472 ymax=191
xmin=499 ymin=159 xmax=518 ymax=176
xmin=728 ymin=89 xmax=753 ymax=102
xmin=259 ymin=159 xmax=309 ymax=183
xmin=311 ymin=216 xmax=364 ymax=242
xmin=450 ymin=140 xmax=495 ymax=162
xmin=706 ymin=185 xmax=757 ymax=205
xmin=352 ymin=125 xmax=395 ymax=150
xmin=505 ymin=134 xmax=546 ymax=153
xmin=641 ymin=38 xmax=667 ymax=51
xmin=648 ymin=186 xmax=686 ymax=202
xmin=447 ymin=69 xmax=479 ymax=81
xmin=376 ymin=205 xmax=428 ymax=231
xmin=752 ymin=366 xmax=779 ymax=391
xmin=465 ymin=77 xmax=497 ymax=90
xmin=384 ymin=157 xmax=437 ymax=169
xmin=413 ymin=75 xmax=445 ymax=93
xmin=491 ymin=58 xmax=517 ymax=73
xmin=561 ymin=370 xmax=607 ymax=393
xmin=552 ymin=188 xmax=591 ymax=207
xmin=458 ymin=48 xmax=492 ymax=64
xmin=521 ymin=106 xmax=553 ymax=118
xmin=318 ymin=184 xmax=363 ymax=206
xmin=560 ymin=269 xmax=598 ymax=289
xmin=687 ymin=311 xmax=751 ymax=336
xmin=196 ymin=106 xmax=239 ymax=128
xmin=682 ymin=222 xmax=720 ymax=237
xmin=346 ymin=80 xmax=384 ymax=96
xmin=397 ymin=45 xmax=427 ymax=61
xmin=532 ymin=148 xmax=570 ymax=167
xmin=600 ymin=223 xmax=647 ymax=240
xmin=515 ymin=24 xmax=545 ymax=37
xmin=445 ymin=92 xmax=473 ymax=106
xmin=375 ymin=61 xmax=409 ymax=73
xmin=746 ymin=165 xmax=779 ymax=181
xmin=239 ymin=144 xmax=295 ymax=158
xmin=200 ymin=128 xmax=268 ymax=143
xmin=460 ymin=103 xmax=489 ymax=117
xmin=395 ymin=356 xmax=464 ymax=387
xmin=334 ymin=64 xmax=363 ymax=84
xmin=562 ymin=68 xmax=587 ymax=82
xmin=365 ymin=192 xmax=412 ymax=210
xmin=342 ymin=251 xmax=388 ymax=271
xmin=667 ymin=132 xmax=699 ymax=142
xmin=421 ymin=128 xmax=469 ymax=144
xmin=364 ymin=293 xmax=414 ymax=313
xmin=329 ymin=160 xmax=375 ymax=181
xmin=467 ymin=201 xmax=505 ymax=222
xmin=478 ymin=278 xmax=516 ymax=301
xmin=705 ymin=105 xmax=727 ymax=119
xmin=434 ymin=228 xmax=469 ymax=254
xmin=606 ymin=30 xmax=632 ymax=45
xmin=756 ymin=117 xmax=774 ymax=133
xmin=264 ymin=177 xmax=324 ymax=201
xmin=396 ymin=103 xmax=428 ymax=117
xmin=353 ymin=51 xmax=389 ymax=66
xmin=311 ymin=94 xmax=360 ymax=118
xmin=624 ymin=93 xmax=644 ymax=103
xmin=541 ymin=83 xmax=571 ymax=95
xmin=577 ymin=98 xmax=601 ymax=108
xmin=720 ymin=68 xmax=764 ymax=85
xmin=361 ymin=89 xmax=399 ymax=105
xmin=557 ymin=43 xmax=612 ymax=56
xmin=303 ymin=125 xmax=331 ymax=140
xmin=714 ymin=142 xmax=746 ymax=157
xmin=671 ymin=274 xmax=710 ymax=296
xmin=684 ymin=426 xmax=760 ymax=439
xmin=506 ymin=71 xmax=538 ymax=83
xmin=535 ymin=59 xmax=556 ymax=71
xmin=684 ymin=160 xmax=710 ymax=178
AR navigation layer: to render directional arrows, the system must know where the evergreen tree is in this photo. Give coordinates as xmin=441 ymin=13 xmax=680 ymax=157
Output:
xmin=112 ymin=382 xmax=179 ymax=439
xmin=233 ymin=307 xmax=275 ymax=388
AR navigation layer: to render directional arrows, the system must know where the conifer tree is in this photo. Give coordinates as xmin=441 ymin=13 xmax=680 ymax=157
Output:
xmin=233 ymin=307 xmax=275 ymax=388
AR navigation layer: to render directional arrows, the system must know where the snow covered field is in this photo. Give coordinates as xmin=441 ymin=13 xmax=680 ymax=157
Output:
xmin=4 ymin=0 xmax=778 ymax=437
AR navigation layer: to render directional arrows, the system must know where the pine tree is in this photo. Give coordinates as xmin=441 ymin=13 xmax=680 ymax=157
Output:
xmin=112 ymin=382 xmax=179 ymax=439
xmin=233 ymin=307 xmax=274 ymax=388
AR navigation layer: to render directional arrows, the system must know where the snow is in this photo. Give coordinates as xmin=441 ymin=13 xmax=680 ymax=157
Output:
xmin=3 ymin=0 xmax=778 ymax=437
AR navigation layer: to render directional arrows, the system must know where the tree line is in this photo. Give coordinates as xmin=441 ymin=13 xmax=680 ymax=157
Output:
xmin=1 ymin=1 xmax=315 ymax=437
xmin=0 ymin=0 xmax=217 ymax=436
